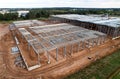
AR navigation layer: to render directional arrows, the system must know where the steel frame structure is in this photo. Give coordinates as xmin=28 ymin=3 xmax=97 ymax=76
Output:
xmin=28 ymin=23 xmax=107 ymax=63
xmin=11 ymin=20 xmax=107 ymax=70
xmin=51 ymin=14 xmax=120 ymax=38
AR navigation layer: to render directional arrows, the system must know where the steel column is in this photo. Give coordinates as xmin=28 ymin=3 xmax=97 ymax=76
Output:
xmin=70 ymin=44 xmax=73 ymax=55
xmin=64 ymin=46 xmax=66 ymax=57
xmin=56 ymin=48 xmax=58 ymax=61
xmin=47 ymin=51 xmax=50 ymax=64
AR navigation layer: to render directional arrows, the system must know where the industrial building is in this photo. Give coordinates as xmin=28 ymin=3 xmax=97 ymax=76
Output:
xmin=10 ymin=20 xmax=107 ymax=71
xmin=51 ymin=14 xmax=120 ymax=38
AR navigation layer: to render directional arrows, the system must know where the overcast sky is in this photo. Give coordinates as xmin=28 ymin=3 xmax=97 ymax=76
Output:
xmin=0 ymin=0 xmax=120 ymax=8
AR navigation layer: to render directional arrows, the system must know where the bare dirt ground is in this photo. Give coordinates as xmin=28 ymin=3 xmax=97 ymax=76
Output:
xmin=0 ymin=23 xmax=9 ymax=40
xmin=0 ymin=23 xmax=120 ymax=79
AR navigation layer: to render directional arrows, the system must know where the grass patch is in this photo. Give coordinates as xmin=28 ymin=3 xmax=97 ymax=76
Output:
xmin=112 ymin=72 xmax=120 ymax=79
xmin=64 ymin=49 xmax=120 ymax=79
xmin=37 ymin=17 xmax=49 ymax=21
xmin=108 ymin=68 xmax=120 ymax=79
xmin=0 ymin=21 xmax=13 ymax=24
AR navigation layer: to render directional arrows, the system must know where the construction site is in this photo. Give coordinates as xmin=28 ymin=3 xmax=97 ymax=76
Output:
xmin=51 ymin=14 xmax=120 ymax=38
xmin=0 ymin=14 xmax=120 ymax=79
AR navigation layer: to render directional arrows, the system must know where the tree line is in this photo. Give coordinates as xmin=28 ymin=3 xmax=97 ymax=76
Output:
xmin=0 ymin=13 xmax=18 ymax=21
xmin=0 ymin=8 xmax=120 ymax=21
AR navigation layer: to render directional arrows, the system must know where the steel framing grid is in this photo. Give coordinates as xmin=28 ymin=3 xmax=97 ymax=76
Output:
xmin=18 ymin=28 xmax=45 ymax=66
xmin=28 ymin=23 xmax=107 ymax=62
xmin=18 ymin=28 xmax=57 ymax=64
xmin=10 ymin=18 xmax=110 ymax=70
xmin=10 ymin=20 xmax=46 ymax=30
xmin=12 ymin=21 xmax=107 ymax=69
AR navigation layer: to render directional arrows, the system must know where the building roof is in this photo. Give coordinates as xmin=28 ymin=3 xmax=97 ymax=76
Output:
xmin=52 ymin=14 xmax=120 ymax=28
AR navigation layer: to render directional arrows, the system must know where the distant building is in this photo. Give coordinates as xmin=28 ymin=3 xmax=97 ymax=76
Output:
xmin=0 ymin=9 xmax=9 ymax=14
xmin=17 ymin=11 xmax=29 ymax=17
xmin=0 ymin=10 xmax=29 ymax=17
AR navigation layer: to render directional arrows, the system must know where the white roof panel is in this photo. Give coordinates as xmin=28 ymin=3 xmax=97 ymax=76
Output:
xmin=52 ymin=14 xmax=120 ymax=28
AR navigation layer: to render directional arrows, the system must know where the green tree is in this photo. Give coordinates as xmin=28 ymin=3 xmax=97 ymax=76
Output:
xmin=0 ymin=13 xmax=4 ymax=20
xmin=3 ymin=13 xmax=18 ymax=21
